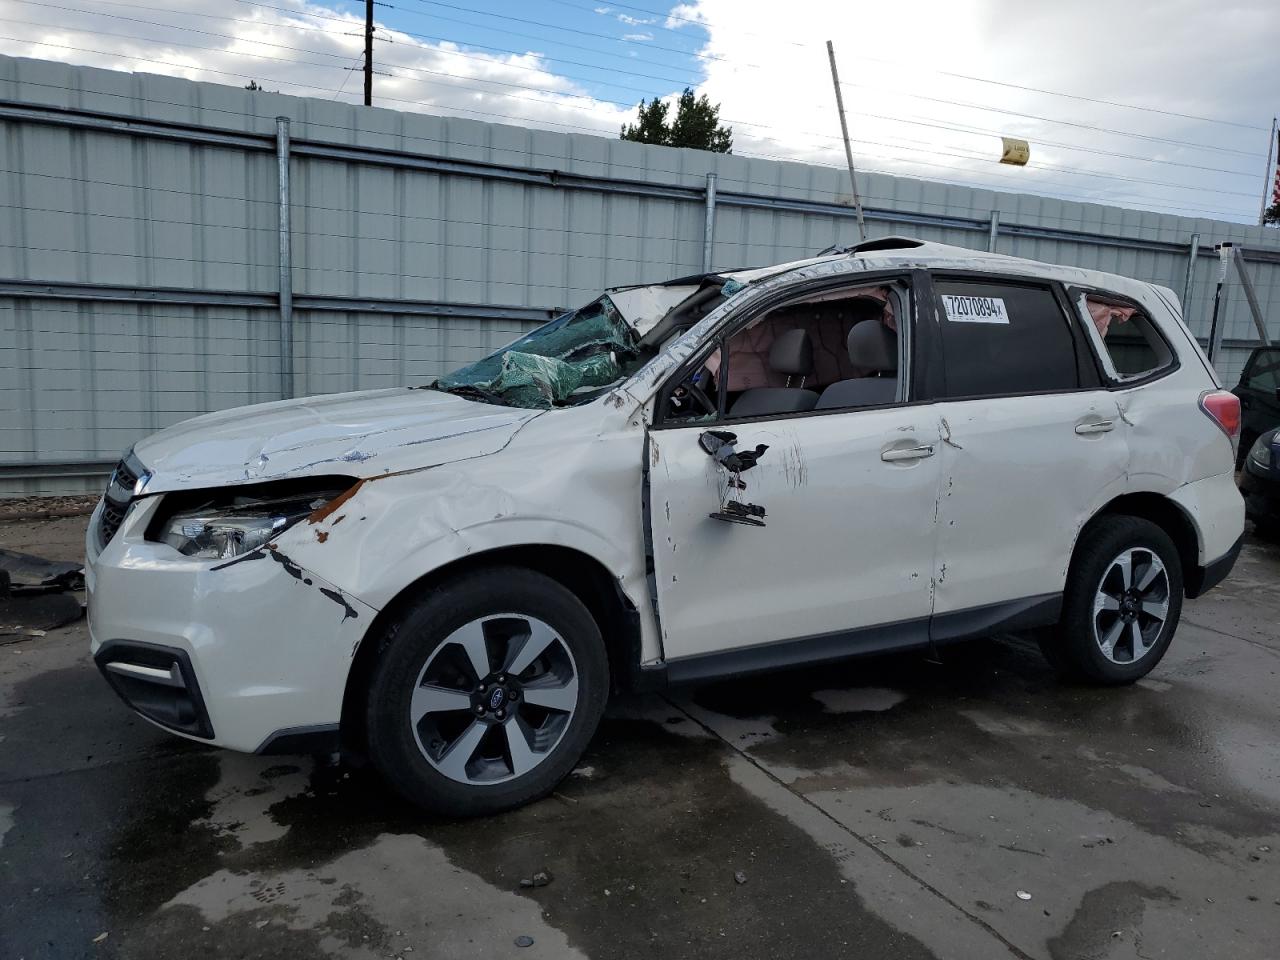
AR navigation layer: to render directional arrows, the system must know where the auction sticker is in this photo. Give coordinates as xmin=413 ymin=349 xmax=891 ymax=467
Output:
xmin=942 ymin=295 xmax=1010 ymax=324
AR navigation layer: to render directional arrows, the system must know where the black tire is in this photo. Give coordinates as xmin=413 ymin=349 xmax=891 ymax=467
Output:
xmin=1040 ymin=516 xmax=1183 ymax=685
xmin=366 ymin=567 xmax=609 ymax=817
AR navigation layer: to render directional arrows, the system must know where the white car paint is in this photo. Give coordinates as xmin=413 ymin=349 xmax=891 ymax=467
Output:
xmin=85 ymin=239 xmax=1245 ymax=755
xmin=649 ymin=405 xmax=943 ymax=660
xmin=605 ymin=283 xmax=700 ymax=336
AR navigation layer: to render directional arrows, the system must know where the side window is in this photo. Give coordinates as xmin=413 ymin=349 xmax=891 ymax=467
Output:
xmin=1241 ymin=348 xmax=1280 ymax=392
xmin=1081 ymin=294 xmax=1174 ymax=382
xmin=717 ymin=284 xmax=903 ymax=419
xmin=933 ymin=279 xmax=1080 ymax=398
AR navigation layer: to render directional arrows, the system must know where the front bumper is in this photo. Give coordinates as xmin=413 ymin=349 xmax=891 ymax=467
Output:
xmin=86 ymin=497 xmax=378 ymax=753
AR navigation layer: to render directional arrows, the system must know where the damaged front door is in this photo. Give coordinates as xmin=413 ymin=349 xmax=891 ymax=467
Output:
xmin=647 ymin=406 xmax=943 ymax=668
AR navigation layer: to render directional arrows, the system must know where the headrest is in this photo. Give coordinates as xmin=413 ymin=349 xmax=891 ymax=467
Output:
xmin=847 ymin=320 xmax=896 ymax=372
xmin=768 ymin=328 xmax=814 ymax=376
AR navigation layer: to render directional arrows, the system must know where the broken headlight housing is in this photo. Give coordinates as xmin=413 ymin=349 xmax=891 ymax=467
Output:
xmin=152 ymin=480 xmax=354 ymax=560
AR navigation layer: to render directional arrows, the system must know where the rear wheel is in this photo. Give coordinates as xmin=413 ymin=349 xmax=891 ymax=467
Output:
xmin=366 ymin=568 xmax=608 ymax=816
xmin=1040 ymin=516 xmax=1183 ymax=685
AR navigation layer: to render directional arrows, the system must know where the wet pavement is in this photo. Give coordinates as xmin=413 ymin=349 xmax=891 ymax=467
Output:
xmin=2 ymin=516 xmax=1279 ymax=959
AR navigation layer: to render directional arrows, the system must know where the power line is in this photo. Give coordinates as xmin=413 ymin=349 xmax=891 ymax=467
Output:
xmin=0 ymin=29 xmax=1254 ymax=218
xmin=390 ymin=0 xmax=719 ymax=68
xmin=4 ymin=4 xmax=368 ymax=67
xmin=840 ymin=80 xmax=1264 ymax=161
xmin=16 ymin=0 xmax=1263 ymax=177
xmin=541 ymin=0 xmax=1268 ymax=132
xmin=0 ymin=32 xmax=356 ymax=94
xmin=10 ymin=4 xmax=1258 ymax=192
xmin=18 ymin=0 xmax=379 ymax=40
xmin=394 ymin=0 xmax=1269 ymax=139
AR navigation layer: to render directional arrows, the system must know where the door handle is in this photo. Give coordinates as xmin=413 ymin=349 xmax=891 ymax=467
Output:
xmin=1075 ymin=419 xmax=1115 ymax=435
xmin=881 ymin=443 xmax=935 ymax=462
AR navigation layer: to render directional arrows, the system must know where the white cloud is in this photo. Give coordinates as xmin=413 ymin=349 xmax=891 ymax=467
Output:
xmin=621 ymin=31 xmax=654 ymax=41
xmin=617 ymin=14 xmax=655 ymax=25
xmin=0 ymin=0 xmax=634 ymax=137
xmin=663 ymin=3 xmax=704 ymax=30
xmin=671 ymin=0 xmax=1279 ymax=221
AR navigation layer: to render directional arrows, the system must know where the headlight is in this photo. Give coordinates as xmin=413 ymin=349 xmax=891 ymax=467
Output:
xmin=1249 ymin=435 xmax=1273 ymax=470
xmin=158 ymin=487 xmax=348 ymax=560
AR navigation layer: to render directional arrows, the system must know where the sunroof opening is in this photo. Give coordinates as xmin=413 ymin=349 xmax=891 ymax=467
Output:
xmin=850 ymin=237 xmax=925 ymax=253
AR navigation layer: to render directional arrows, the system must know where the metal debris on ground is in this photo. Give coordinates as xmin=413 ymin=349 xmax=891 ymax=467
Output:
xmin=519 ymin=870 xmax=553 ymax=889
xmin=0 ymin=548 xmax=85 ymax=642
xmin=1016 ymin=890 xmax=1032 ymax=901
xmin=514 ymin=935 xmax=535 ymax=948
xmin=0 ymin=547 xmax=84 ymax=592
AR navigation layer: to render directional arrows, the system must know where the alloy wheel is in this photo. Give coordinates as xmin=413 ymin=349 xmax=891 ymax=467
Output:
xmin=1092 ymin=547 xmax=1170 ymax=665
xmin=409 ymin=615 xmax=579 ymax=785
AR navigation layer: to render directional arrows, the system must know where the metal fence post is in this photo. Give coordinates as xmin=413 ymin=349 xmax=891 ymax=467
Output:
xmin=1181 ymin=233 xmax=1199 ymax=315
xmin=276 ymin=116 xmax=294 ymax=400
xmin=987 ymin=210 xmax=1000 ymax=252
xmin=1232 ymin=247 xmax=1272 ymax=346
xmin=702 ymin=173 xmax=717 ymax=272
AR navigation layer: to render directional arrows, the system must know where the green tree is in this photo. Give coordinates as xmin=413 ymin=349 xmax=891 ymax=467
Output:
xmin=620 ymin=97 xmax=671 ymax=147
xmin=620 ymin=88 xmax=733 ymax=153
xmin=1265 ymin=201 xmax=1280 ymax=226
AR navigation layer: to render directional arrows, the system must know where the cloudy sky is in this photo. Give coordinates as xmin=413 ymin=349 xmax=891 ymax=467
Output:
xmin=0 ymin=0 xmax=1276 ymax=223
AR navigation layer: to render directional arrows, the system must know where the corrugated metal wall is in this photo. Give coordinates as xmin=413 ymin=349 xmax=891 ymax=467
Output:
xmin=2 ymin=53 xmax=1279 ymax=495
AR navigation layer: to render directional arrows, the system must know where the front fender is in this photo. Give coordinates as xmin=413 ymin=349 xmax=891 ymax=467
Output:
xmin=272 ymin=430 xmax=661 ymax=661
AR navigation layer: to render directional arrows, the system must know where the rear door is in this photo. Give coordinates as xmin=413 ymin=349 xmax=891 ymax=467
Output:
xmin=1233 ymin=347 xmax=1280 ymax=451
xmin=925 ymin=275 xmax=1130 ymax=636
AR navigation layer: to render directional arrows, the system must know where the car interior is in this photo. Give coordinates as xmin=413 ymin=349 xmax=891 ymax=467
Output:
xmin=665 ymin=284 xmax=904 ymax=421
xmin=1085 ymin=294 xmax=1170 ymax=379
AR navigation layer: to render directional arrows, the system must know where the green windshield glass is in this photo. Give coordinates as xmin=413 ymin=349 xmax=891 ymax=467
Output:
xmin=434 ymin=296 xmax=640 ymax=408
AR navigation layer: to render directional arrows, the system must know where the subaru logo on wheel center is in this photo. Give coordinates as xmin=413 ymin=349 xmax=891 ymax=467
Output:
xmin=488 ymin=687 xmax=506 ymax=711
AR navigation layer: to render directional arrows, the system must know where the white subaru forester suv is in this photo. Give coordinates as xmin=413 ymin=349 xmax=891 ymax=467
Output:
xmin=87 ymin=237 xmax=1245 ymax=815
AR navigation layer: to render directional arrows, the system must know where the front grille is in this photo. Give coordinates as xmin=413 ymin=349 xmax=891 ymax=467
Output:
xmin=97 ymin=455 xmax=141 ymax=549
xmin=98 ymin=498 xmax=128 ymax=548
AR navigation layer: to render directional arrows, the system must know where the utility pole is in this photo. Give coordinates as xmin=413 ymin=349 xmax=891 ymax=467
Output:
xmin=1259 ymin=116 xmax=1277 ymax=226
xmin=363 ymin=0 xmax=374 ymax=106
xmin=825 ymin=40 xmax=866 ymax=242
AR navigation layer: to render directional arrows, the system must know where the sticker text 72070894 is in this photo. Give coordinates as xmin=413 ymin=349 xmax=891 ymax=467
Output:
xmin=941 ymin=295 xmax=1010 ymax=324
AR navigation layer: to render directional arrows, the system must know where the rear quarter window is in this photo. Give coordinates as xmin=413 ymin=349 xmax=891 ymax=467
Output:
xmin=933 ymin=279 xmax=1081 ymax=398
xmin=1080 ymin=294 xmax=1175 ymax=383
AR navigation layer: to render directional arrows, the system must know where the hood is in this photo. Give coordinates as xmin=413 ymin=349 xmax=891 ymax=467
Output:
xmin=133 ymin=388 xmax=541 ymax=493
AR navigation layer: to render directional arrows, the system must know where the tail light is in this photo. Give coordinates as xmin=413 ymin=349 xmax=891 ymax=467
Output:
xmin=1199 ymin=390 xmax=1241 ymax=452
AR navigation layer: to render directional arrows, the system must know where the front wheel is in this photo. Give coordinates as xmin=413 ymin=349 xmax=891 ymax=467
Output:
xmin=1040 ymin=516 xmax=1183 ymax=685
xmin=366 ymin=568 xmax=609 ymax=816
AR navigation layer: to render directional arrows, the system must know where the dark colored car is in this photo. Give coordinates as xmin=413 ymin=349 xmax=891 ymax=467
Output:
xmin=1240 ymin=427 xmax=1280 ymax=538
xmin=1232 ymin=346 xmax=1280 ymax=466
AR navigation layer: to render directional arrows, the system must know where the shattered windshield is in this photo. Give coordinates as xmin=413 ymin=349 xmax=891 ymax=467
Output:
xmin=432 ymin=296 xmax=642 ymax=409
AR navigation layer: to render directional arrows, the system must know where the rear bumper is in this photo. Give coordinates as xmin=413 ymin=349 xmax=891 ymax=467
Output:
xmin=1185 ymin=535 xmax=1242 ymax=599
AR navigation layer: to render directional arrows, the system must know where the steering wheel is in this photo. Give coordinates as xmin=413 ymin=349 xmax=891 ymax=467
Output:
xmin=672 ymin=377 xmax=716 ymax=417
